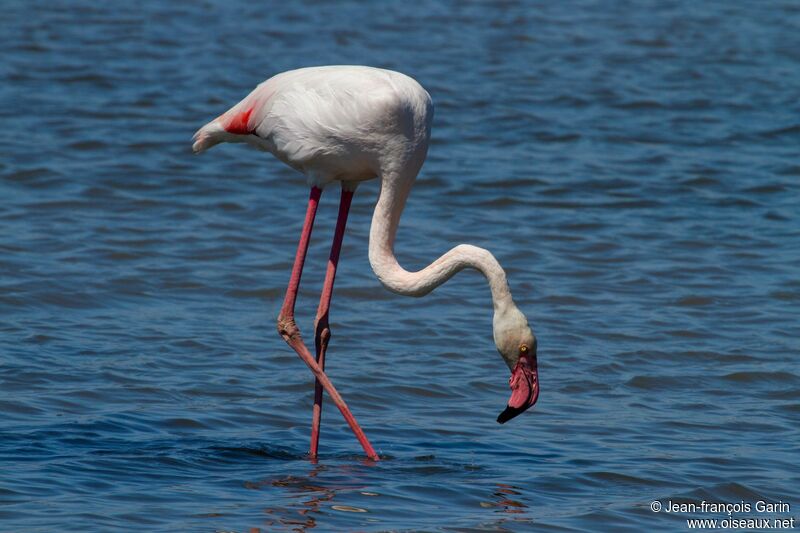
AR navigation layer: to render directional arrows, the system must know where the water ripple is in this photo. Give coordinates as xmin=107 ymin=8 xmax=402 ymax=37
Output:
xmin=2 ymin=0 xmax=799 ymax=531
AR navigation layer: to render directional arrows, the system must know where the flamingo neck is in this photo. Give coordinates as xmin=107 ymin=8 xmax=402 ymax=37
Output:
xmin=368 ymin=174 xmax=515 ymax=315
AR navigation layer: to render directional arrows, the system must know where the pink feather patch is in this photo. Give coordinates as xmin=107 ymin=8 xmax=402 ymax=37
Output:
xmin=224 ymin=107 xmax=254 ymax=134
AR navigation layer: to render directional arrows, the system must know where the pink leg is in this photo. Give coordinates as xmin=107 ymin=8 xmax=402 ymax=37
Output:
xmin=310 ymin=187 xmax=354 ymax=459
xmin=276 ymin=187 xmax=379 ymax=461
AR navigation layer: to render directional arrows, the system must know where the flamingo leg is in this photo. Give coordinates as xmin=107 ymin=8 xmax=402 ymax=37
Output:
xmin=276 ymin=187 xmax=378 ymax=461
xmin=310 ymin=186 xmax=354 ymax=459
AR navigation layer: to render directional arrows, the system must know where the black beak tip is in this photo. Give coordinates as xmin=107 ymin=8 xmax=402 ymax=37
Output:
xmin=497 ymin=405 xmax=525 ymax=424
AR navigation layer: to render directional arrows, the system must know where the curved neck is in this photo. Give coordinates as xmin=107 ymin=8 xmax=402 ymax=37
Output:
xmin=368 ymin=173 xmax=515 ymax=314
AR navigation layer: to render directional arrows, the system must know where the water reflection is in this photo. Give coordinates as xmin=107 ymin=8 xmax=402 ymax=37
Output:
xmin=256 ymin=472 xmax=328 ymax=531
xmin=476 ymin=483 xmax=535 ymax=529
xmin=248 ymin=465 xmax=536 ymax=531
xmin=249 ymin=465 xmax=372 ymax=532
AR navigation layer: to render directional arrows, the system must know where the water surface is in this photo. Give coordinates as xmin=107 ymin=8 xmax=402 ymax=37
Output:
xmin=2 ymin=1 xmax=799 ymax=531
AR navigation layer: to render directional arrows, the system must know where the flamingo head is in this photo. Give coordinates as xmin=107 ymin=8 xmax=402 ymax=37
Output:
xmin=493 ymin=304 xmax=539 ymax=424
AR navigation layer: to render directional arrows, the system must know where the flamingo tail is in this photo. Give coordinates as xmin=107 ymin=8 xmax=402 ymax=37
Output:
xmin=191 ymin=119 xmax=227 ymax=154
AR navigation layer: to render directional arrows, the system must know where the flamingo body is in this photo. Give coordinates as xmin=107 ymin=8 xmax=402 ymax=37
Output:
xmin=193 ymin=66 xmax=539 ymax=458
xmin=194 ymin=66 xmax=432 ymax=190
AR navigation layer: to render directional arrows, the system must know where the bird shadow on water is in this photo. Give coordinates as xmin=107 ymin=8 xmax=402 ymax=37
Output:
xmin=206 ymin=443 xmax=307 ymax=463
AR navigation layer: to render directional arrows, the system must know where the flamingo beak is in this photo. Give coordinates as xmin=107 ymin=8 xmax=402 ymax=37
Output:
xmin=497 ymin=353 xmax=539 ymax=424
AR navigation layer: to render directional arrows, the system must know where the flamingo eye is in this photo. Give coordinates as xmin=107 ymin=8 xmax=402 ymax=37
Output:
xmin=520 ymin=344 xmax=528 ymax=354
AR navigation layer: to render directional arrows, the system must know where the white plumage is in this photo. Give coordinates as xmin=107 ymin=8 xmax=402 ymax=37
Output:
xmin=194 ymin=66 xmax=432 ymax=188
xmin=193 ymin=66 xmax=539 ymax=454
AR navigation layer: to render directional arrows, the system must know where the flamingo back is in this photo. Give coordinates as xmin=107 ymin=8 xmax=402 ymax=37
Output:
xmin=192 ymin=66 xmax=432 ymax=184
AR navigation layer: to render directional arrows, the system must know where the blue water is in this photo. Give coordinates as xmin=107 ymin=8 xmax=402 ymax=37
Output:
xmin=2 ymin=1 xmax=799 ymax=531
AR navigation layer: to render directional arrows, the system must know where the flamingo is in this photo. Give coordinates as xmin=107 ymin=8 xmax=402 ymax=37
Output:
xmin=192 ymin=66 xmax=539 ymax=461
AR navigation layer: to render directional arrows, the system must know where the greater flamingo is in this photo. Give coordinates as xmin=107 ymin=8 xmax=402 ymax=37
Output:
xmin=193 ymin=66 xmax=539 ymax=461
